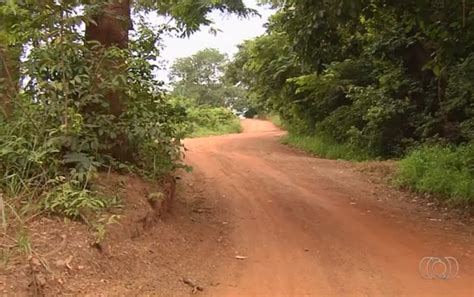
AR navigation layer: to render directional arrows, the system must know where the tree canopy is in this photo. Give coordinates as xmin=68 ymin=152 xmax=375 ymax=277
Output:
xmin=228 ymin=0 xmax=474 ymax=157
xmin=0 ymin=0 xmax=251 ymax=221
xmin=169 ymin=48 xmax=246 ymax=109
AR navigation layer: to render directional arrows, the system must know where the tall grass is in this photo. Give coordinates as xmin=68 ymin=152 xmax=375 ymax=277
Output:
xmin=281 ymin=134 xmax=372 ymax=161
xmin=395 ymin=144 xmax=474 ymax=205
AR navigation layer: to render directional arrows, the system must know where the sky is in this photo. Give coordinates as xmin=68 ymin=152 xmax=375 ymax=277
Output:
xmin=152 ymin=0 xmax=274 ymax=82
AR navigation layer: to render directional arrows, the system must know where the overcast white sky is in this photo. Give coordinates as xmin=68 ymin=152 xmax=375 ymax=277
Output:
xmin=152 ymin=0 xmax=274 ymax=81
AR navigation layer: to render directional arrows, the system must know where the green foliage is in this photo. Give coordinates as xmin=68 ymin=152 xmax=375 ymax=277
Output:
xmin=167 ymin=47 xmax=247 ymax=138
xmin=0 ymin=111 xmax=62 ymax=200
xmin=43 ymin=181 xmax=112 ymax=219
xmin=0 ymin=0 xmax=254 ymax=259
xmin=170 ymin=48 xmax=227 ymax=87
xmin=0 ymin=97 xmax=116 ymax=221
xmin=189 ymin=119 xmax=241 ymax=138
xmin=282 ymin=134 xmax=371 ymax=161
xmin=137 ymin=0 xmax=255 ymax=36
xmin=91 ymin=214 xmax=120 ymax=245
xmin=229 ymin=0 xmax=474 ymax=158
xmin=395 ymin=144 xmax=474 ymax=205
xmin=227 ymin=0 xmax=474 ymax=202
xmin=171 ymin=97 xmax=241 ymax=137
xmin=0 ymin=3 xmax=184 ymax=224
xmin=268 ymin=114 xmax=284 ymax=128
xmin=225 ymin=33 xmax=300 ymax=115
xmin=169 ymin=48 xmax=246 ymax=109
xmin=442 ymin=53 xmax=474 ymax=143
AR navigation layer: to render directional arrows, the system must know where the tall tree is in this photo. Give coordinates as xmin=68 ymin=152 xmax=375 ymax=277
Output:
xmin=85 ymin=0 xmax=131 ymax=117
xmin=0 ymin=6 xmax=24 ymax=118
xmin=84 ymin=1 xmax=132 ymax=160
xmin=82 ymin=0 xmax=252 ymax=161
xmin=169 ymin=48 xmax=247 ymax=109
xmin=0 ymin=40 xmax=20 ymax=118
xmin=170 ymin=48 xmax=228 ymax=106
xmin=230 ymin=0 xmax=474 ymax=156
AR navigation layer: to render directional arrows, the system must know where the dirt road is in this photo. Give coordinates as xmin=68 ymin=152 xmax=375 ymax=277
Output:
xmin=182 ymin=119 xmax=474 ymax=297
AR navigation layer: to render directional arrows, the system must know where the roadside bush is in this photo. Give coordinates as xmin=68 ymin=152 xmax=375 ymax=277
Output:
xmin=0 ymin=106 xmax=62 ymax=202
xmin=395 ymin=144 xmax=474 ymax=205
xmin=281 ymin=133 xmax=371 ymax=161
xmin=170 ymin=97 xmax=241 ymax=138
xmin=187 ymin=107 xmax=241 ymax=137
xmin=0 ymin=18 xmax=183 ymax=226
xmin=0 ymin=104 xmax=110 ymax=222
xmin=346 ymin=83 xmax=411 ymax=157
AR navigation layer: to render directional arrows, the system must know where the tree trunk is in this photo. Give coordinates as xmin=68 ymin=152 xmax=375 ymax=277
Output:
xmin=0 ymin=43 xmax=20 ymax=119
xmin=85 ymin=0 xmax=133 ymax=161
xmin=85 ymin=0 xmax=131 ymax=49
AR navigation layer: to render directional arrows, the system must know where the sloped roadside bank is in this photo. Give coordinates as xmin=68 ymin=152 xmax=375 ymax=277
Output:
xmin=0 ymin=172 xmax=228 ymax=296
xmin=281 ymin=136 xmax=474 ymax=215
xmin=269 ymin=112 xmax=473 ymax=211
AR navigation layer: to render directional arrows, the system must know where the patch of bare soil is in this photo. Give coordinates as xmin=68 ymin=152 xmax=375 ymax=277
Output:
xmin=1 ymin=173 xmax=229 ymax=296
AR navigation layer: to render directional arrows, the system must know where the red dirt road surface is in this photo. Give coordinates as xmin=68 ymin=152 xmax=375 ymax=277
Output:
xmin=182 ymin=119 xmax=474 ymax=297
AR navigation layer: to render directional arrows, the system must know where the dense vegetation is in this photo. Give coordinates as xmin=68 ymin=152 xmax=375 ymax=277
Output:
xmin=396 ymin=144 xmax=473 ymax=204
xmin=0 ymin=0 xmax=472 ymax=242
xmin=227 ymin=0 xmax=473 ymax=204
xmin=185 ymin=106 xmax=241 ymax=138
xmin=0 ymin=1 xmax=251 ymax=238
xmin=171 ymin=96 xmax=241 ymax=138
xmin=168 ymin=48 xmax=244 ymax=137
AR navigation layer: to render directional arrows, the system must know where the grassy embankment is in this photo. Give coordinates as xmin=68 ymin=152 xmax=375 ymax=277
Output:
xmin=270 ymin=115 xmax=473 ymax=205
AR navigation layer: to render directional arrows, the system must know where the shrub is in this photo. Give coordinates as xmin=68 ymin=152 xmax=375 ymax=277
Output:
xmin=0 ymin=19 xmax=183 ymax=226
xmin=0 ymin=103 xmax=116 ymax=222
xmin=395 ymin=144 xmax=474 ymax=205
xmin=170 ymin=98 xmax=242 ymax=138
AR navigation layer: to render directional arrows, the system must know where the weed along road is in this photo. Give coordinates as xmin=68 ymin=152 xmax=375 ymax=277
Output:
xmin=182 ymin=119 xmax=474 ymax=297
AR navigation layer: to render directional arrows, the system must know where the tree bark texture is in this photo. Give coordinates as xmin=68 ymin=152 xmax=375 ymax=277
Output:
xmin=0 ymin=43 xmax=20 ymax=119
xmin=84 ymin=0 xmax=133 ymax=162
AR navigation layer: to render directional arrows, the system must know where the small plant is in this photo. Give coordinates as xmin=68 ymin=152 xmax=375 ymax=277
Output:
xmin=43 ymin=183 xmax=106 ymax=220
xmin=0 ymin=246 xmax=12 ymax=269
xmin=91 ymin=214 xmax=120 ymax=246
xmin=0 ymin=6 xmax=183 ymax=242
xmin=16 ymin=229 xmax=31 ymax=257
xmin=42 ymin=178 xmax=122 ymax=221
